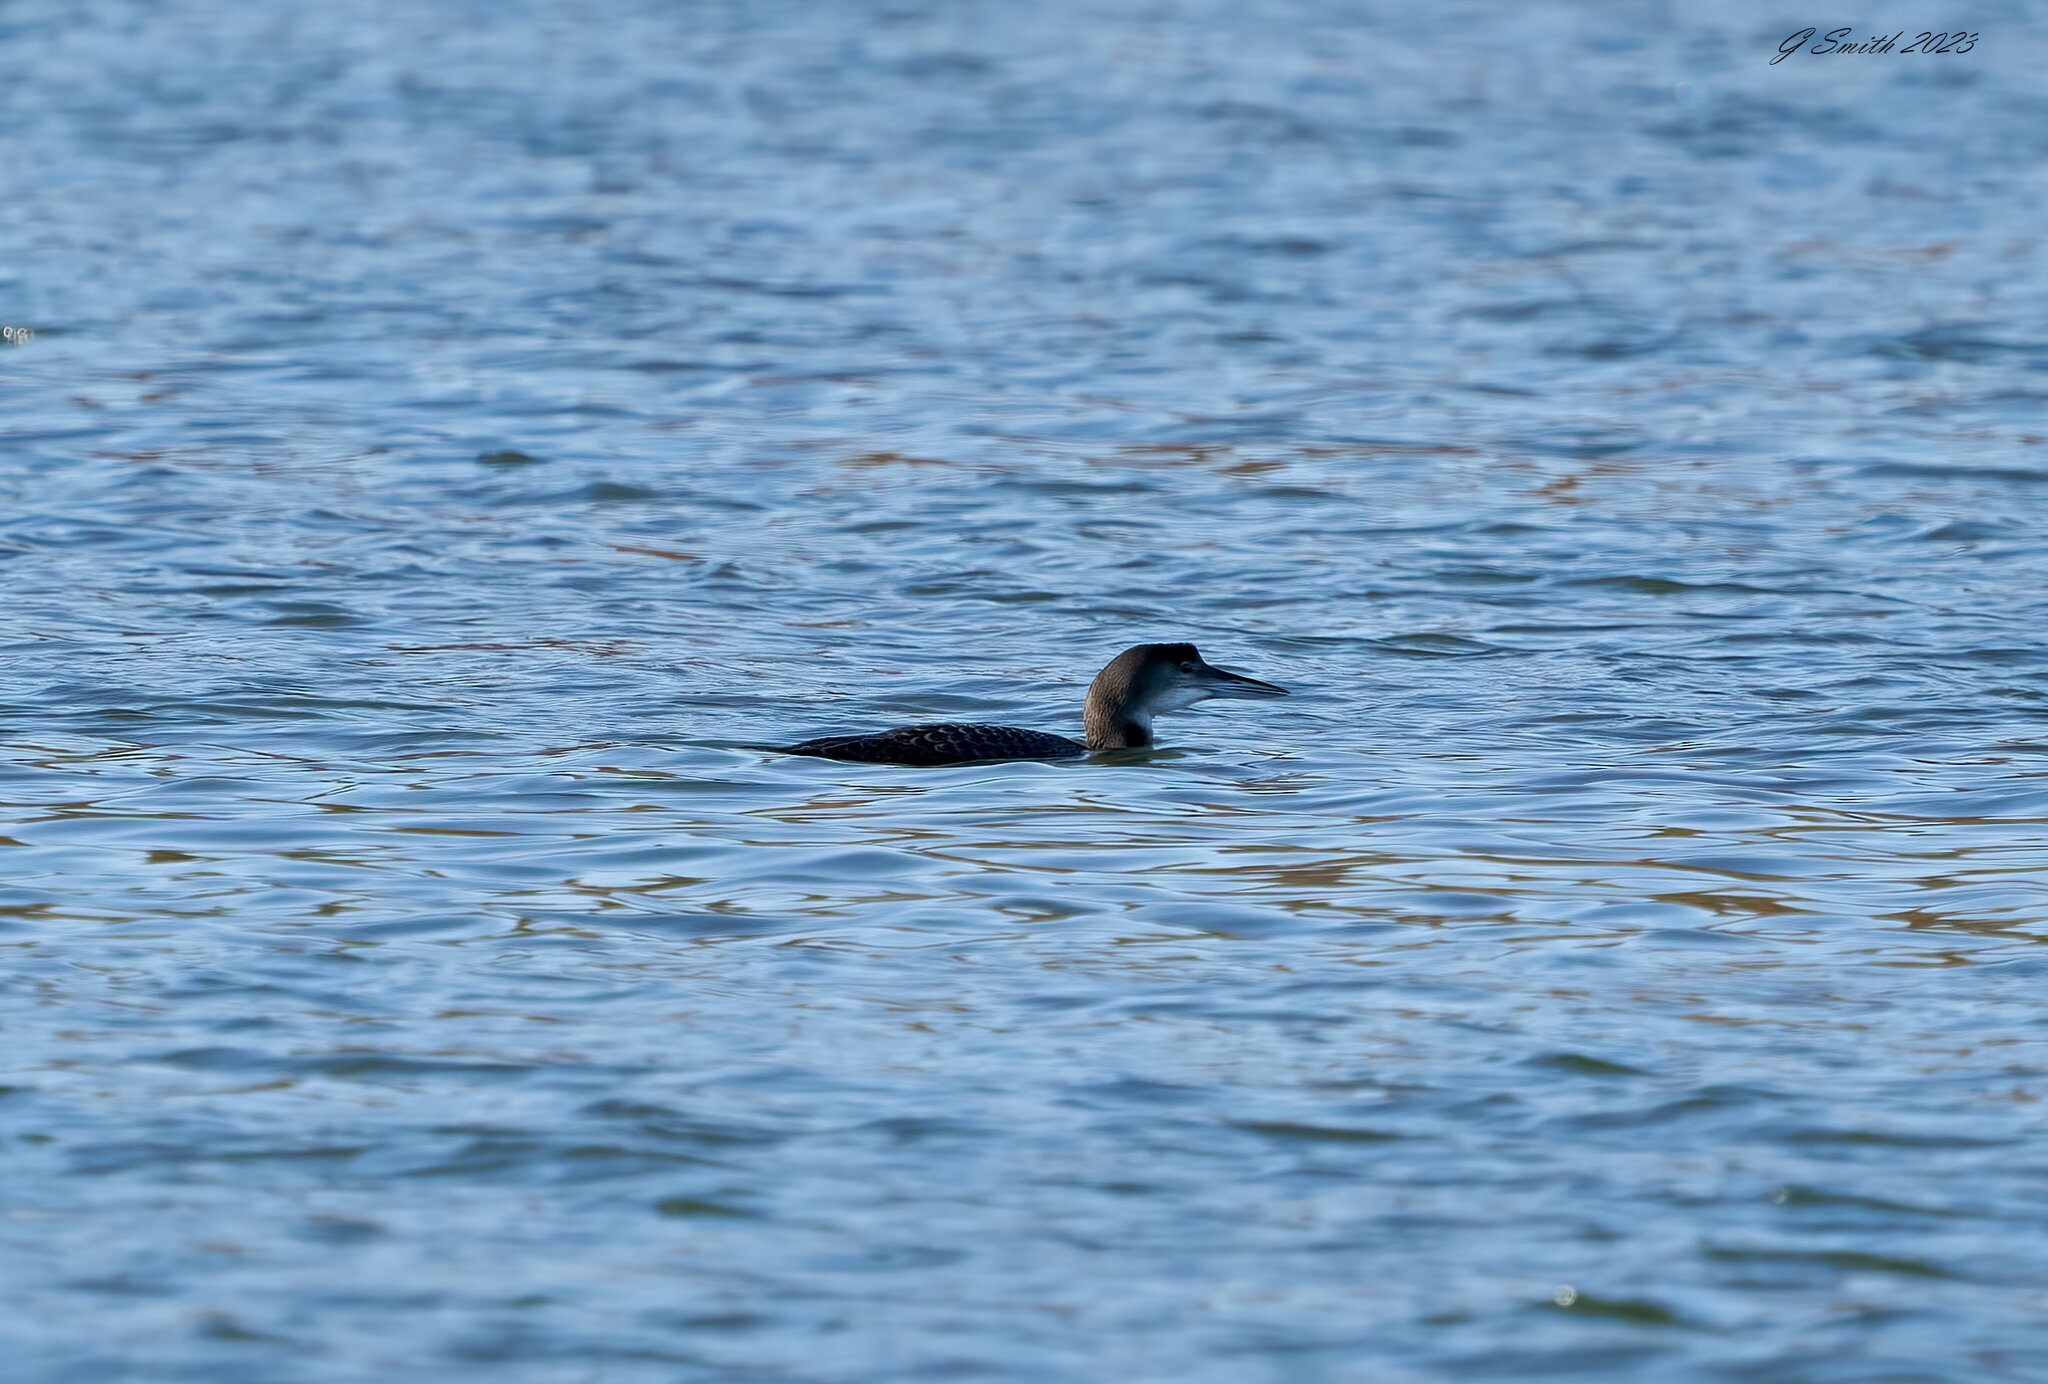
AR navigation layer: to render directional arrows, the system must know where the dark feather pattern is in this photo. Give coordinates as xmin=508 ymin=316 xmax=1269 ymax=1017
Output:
xmin=784 ymin=723 xmax=1087 ymax=766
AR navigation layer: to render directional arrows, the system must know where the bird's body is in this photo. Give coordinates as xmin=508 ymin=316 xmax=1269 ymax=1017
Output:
xmin=781 ymin=642 xmax=1287 ymax=767
xmin=783 ymin=724 xmax=1086 ymax=766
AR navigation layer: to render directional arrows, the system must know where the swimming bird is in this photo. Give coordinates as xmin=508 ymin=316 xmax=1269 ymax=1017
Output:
xmin=782 ymin=642 xmax=1288 ymax=766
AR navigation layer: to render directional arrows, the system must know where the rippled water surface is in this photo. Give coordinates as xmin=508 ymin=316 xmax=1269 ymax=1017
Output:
xmin=7 ymin=2 xmax=2048 ymax=1380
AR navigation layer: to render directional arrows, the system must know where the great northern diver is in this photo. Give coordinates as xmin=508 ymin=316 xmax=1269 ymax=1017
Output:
xmin=783 ymin=642 xmax=1288 ymax=766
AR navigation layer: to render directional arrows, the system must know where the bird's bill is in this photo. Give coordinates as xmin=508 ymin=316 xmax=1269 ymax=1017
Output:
xmin=1192 ymin=661 xmax=1289 ymax=698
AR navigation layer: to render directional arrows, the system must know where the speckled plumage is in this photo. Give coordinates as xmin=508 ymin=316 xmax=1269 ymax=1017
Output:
xmin=784 ymin=724 xmax=1087 ymax=766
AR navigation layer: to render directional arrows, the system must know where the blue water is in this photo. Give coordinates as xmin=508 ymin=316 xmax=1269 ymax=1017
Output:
xmin=6 ymin=2 xmax=2048 ymax=1379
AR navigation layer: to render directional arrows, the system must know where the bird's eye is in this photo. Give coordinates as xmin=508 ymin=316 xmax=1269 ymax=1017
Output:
xmin=1179 ymin=661 xmax=1196 ymax=674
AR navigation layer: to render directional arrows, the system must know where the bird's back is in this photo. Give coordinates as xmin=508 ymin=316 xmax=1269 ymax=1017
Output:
xmin=783 ymin=723 xmax=1086 ymax=766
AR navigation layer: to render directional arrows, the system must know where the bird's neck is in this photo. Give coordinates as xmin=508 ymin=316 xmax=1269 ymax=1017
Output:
xmin=1084 ymin=696 xmax=1151 ymax=750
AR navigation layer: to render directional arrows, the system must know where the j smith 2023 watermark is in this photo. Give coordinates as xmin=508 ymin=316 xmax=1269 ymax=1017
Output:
xmin=1772 ymin=27 xmax=1978 ymax=62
